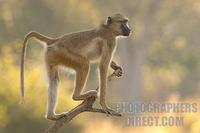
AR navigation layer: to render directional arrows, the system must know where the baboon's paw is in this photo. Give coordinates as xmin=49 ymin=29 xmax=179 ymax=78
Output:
xmin=45 ymin=113 xmax=67 ymax=121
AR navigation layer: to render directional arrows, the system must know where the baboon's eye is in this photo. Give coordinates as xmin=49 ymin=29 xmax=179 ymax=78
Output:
xmin=118 ymin=20 xmax=123 ymax=23
xmin=118 ymin=19 xmax=128 ymax=23
xmin=124 ymin=19 xmax=128 ymax=23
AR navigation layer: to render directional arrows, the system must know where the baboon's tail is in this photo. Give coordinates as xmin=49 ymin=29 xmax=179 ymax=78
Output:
xmin=20 ymin=31 xmax=57 ymax=103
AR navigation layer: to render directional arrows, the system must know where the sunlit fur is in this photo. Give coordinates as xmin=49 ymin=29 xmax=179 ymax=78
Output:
xmin=20 ymin=13 xmax=130 ymax=120
xmin=106 ymin=13 xmax=130 ymax=36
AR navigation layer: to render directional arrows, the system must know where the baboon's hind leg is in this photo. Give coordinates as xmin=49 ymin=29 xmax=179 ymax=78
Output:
xmin=72 ymin=60 xmax=98 ymax=100
xmin=61 ymin=51 xmax=98 ymax=101
xmin=45 ymin=65 xmax=66 ymax=121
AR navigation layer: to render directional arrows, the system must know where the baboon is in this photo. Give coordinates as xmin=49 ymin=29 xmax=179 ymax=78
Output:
xmin=20 ymin=13 xmax=131 ymax=120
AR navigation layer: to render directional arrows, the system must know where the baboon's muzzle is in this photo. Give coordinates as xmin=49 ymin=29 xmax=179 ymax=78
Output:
xmin=121 ymin=23 xmax=131 ymax=36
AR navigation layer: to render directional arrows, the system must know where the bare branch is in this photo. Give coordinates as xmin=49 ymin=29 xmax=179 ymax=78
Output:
xmin=44 ymin=71 xmax=122 ymax=133
xmin=44 ymin=96 xmax=121 ymax=133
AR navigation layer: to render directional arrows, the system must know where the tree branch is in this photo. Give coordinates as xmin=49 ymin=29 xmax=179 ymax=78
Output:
xmin=44 ymin=71 xmax=122 ymax=133
xmin=44 ymin=96 xmax=121 ymax=133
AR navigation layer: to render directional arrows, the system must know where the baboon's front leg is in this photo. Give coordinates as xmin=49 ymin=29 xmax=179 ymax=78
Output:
xmin=99 ymin=55 xmax=116 ymax=115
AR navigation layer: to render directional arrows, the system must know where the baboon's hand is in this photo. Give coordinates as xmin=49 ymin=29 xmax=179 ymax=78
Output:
xmin=108 ymin=66 xmax=123 ymax=81
xmin=110 ymin=61 xmax=123 ymax=77
xmin=115 ymin=66 xmax=123 ymax=77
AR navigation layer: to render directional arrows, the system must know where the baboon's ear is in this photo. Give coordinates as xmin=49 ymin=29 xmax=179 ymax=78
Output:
xmin=107 ymin=16 xmax=112 ymax=25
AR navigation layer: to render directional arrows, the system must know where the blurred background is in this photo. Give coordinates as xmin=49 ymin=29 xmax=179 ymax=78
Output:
xmin=0 ymin=0 xmax=200 ymax=133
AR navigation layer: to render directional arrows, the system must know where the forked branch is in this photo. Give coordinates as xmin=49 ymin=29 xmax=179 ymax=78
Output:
xmin=44 ymin=71 xmax=122 ymax=133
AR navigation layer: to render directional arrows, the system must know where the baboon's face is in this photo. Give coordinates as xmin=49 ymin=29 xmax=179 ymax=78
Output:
xmin=107 ymin=14 xmax=131 ymax=36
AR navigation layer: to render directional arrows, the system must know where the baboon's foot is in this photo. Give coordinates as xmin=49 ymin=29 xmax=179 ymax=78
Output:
xmin=100 ymin=103 xmax=118 ymax=116
xmin=84 ymin=90 xmax=98 ymax=98
xmin=73 ymin=90 xmax=98 ymax=101
xmin=45 ymin=113 xmax=67 ymax=121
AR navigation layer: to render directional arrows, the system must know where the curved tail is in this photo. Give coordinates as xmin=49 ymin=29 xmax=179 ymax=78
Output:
xmin=20 ymin=31 xmax=57 ymax=103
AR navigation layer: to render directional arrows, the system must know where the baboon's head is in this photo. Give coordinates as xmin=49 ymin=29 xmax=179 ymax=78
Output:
xmin=106 ymin=13 xmax=131 ymax=36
